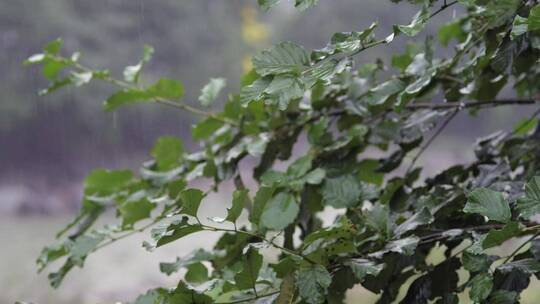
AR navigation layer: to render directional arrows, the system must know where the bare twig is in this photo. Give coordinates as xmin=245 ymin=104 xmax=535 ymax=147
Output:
xmin=502 ymin=231 xmax=540 ymax=264
xmin=215 ymin=291 xmax=280 ymax=304
xmin=406 ymin=109 xmax=459 ymax=173
xmin=406 ymin=99 xmax=538 ymax=110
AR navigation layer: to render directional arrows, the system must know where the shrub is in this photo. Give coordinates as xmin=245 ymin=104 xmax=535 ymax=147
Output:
xmin=28 ymin=0 xmax=540 ymax=303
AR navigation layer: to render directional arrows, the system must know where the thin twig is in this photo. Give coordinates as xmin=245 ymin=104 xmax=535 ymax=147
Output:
xmin=202 ymin=225 xmax=318 ymax=264
xmin=93 ymin=218 xmax=162 ymax=251
xmin=502 ymin=231 xmax=540 ymax=264
xmin=311 ymin=99 xmax=537 ymax=124
xmin=322 ymin=0 xmax=459 ymax=64
xmin=406 ymin=109 xmax=459 ymax=173
xmin=54 ymin=55 xmax=238 ymax=126
xmin=430 ymin=0 xmax=458 ymax=19
xmin=215 ymin=291 xmax=280 ymax=304
xmin=406 ymin=99 xmax=538 ymax=110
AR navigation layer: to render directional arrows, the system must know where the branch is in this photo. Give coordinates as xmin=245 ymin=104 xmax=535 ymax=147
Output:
xmin=430 ymin=0 xmax=458 ymax=19
xmin=406 ymin=109 xmax=459 ymax=173
xmin=54 ymin=55 xmax=238 ymax=126
xmin=215 ymin=291 xmax=280 ymax=304
xmin=93 ymin=217 xmax=162 ymax=251
xmin=202 ymin=225 xmax=318 ymax=264
xmin=406 ymin=99 xmax=538 ymax=110
xmin=502 ymin=231 xmax=540 ymax=264
xmin=345 ymin=0 xmax=458 ymax=59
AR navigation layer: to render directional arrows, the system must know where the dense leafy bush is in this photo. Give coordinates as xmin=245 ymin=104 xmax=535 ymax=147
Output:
xmin=28 ymin=0 xmax=540 ymax=303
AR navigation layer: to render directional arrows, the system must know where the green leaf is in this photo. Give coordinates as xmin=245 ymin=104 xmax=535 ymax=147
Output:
xmin=257 ymin=0 xmax=318 ymax=10
xmin=119 ymin=197 xmax=156 ymax=228
xmin=184 ymin=262 xmax=209 ymax=284
xmin=404 ymin=72 xmax=433 ymax=95
xmin=124 ymin=45 xmax=154 ymax=83
xmin=84 ymin=169 xmax=133 ymax=196
xmin=24 ymin=53 xmax=46 ymax=65
xmin=511 ymin=15 xmax=529 ymax=39
xmin=151 ymin=136 xmax=184 ymax=171
xmin=287 ymin=155 xmax=313 ymax=178
xmin=462 ymin=252 xmax=492 ymax=273
xmin=344 ymin=259 xmax=383 ymax=281
xmin=517 ymin=176 xmax=540 ymax=219
xmin=304 ymin=168 xmax=326 ymax=185
xmin=250 ymin=187 xmax=276 ymax=227
xmin=513 ymin=117 xmax=538 ymax=135
xmin=159 ymin=249 xmax=212 ymax=276
xmin=48 ymin=261 xmax=75 ymax=288
xmin=260 ymin=170 xmax=287 ymax=187
xmin=240 ymin=77 xmax=272 ymax=106
xmin=463 ymin=188 xmax=511 ymax=223
xmin=37 ymin=244 xmax=68 ymax=271
xmin=104 ymin=90 xmax=151 ymax=111
xmin=192 ymin=117 xmax=224 ymax=140
xmin=199 ymin=78 xmax=226 ymax=107
xmin=70 ymin=71 xmax=93 ymax=86
xmin=372 ymin=236 xmax=419 ymax=258
xmin=357 ymin=159 xmax=384 ymax=186
xmin=328 ymin=23 xmax=377 ymax=55
xmin=467 ymin=234 xmax=488 ymax=255
xmin=394 ymin=4 xmax=429 ymax=37
xmin=489 ymin=290 xmax=518 ymax=304
xmin=68 ymin=233 xmax=104 ymax=266
xmin=37 ymin=78 xmax=72 ymax=96
xmin=482 ymin=221 xmax=521 ymax=249
xmin=296 ymin=264 xmax=332 ymax=304
xmin=234 ymin=247 xmax=263 ymax=290
xmin=180 ymin=189 xmax=204 ymax=218
xmin=321 ymin=175 xmax=362 ymax=208
xmin=170 ymin=282 xmax=213 ymax=303
xmin=528 ymin=4 xmax=540 ymax=32
xmin=258 ymin=0 xmax=280 ymax=10
xmin=260 ymin=192 xmax=299 ymax=230
xmin=365 ymin=204 xmax=391 ymax=238
xmin=303 ymin=59 xmax=342 ymax=87
xmin=469 ymin=273 xmax=493 ymax=303
xmin=363 ymin=79 xmax=405 ymax=106
xmin=104 ymin=78 xmax=184 ymax=111
xmin=132 ymin=289 xmax=167 ymax=304
xmin=43 ymin=59 xmax=68 ymax=80
xmin=225 ymin=190 xmax=249 ymax=223
xmin=295 ymin=0 xmax=319 ymax=10
xmin=146 ymin=78 xmax=185 ymax=99
xmin=154 ymin=218 xmax=204 ymax=247
xmin=264 ymin=75 xmax=305 ymax=109
xmin=44 ymin=38 xmax=63 ymax=54
xmin=438 ymin=20 xmax=465 ymax=47
xmin=394 ymin=207 xmax=434 ymax=237
xmin=303 ymin=221 xmax=355 ymax=246
xmin=484 ymin=0 xmax=521 ymax=28
xmin=498 ymin=258 xmax=540 ymax=274
xmin=252 ymin=42 xmax=310 ymax=76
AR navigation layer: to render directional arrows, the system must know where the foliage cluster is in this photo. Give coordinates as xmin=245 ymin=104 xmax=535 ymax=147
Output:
xmin=27 ymin=0 xmax=540 ymax=303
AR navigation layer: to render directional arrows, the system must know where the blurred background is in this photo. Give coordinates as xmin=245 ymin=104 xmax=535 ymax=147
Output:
xmin=0 ymin=1 xmax=537 ymax=303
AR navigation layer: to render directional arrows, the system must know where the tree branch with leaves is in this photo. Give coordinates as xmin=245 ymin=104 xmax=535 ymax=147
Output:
xmin=27 ymin=0 xmax=540 ymax=303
